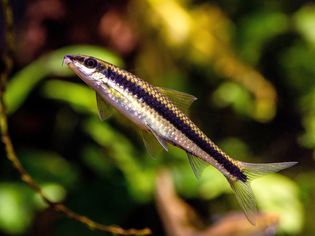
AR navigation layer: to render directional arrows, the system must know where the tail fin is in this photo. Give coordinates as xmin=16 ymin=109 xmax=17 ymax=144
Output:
xmin=228 ymin=161 xmax=297 ymax=225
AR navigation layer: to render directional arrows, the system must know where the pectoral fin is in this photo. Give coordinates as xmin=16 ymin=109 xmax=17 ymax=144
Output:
xmin=157 ymin=87 xmax=197 ymax=114
xmin=96 ymin=93 xmax=113 ymax=121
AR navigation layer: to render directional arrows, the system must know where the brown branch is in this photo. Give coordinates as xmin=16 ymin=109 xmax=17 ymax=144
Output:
xmin=155 ymin=169 xmax=279 ymax=236
xmin=0 ymin=1 xmax=150 ymax=235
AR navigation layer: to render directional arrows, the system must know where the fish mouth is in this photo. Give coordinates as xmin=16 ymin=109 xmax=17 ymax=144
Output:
xmin=63 ymin=55 xmax=74 ymax=66
xmin=63 ymin=54 xmax=94 ymax=87
xmin=63 ymin=55 xmax=80 ymax=74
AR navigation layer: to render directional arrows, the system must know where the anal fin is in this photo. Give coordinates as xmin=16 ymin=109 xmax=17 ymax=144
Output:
xmin=187 ymin=152 xmax=208 ymax=179
xmin=141 ymin=130 xmax=165 ymax=158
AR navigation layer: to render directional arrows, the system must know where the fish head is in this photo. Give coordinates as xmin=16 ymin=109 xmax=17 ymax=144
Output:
xmin=63 ymin=54 xmax=110 ymax=89
xmin=64 ymin=54 xmax=134 ymax=109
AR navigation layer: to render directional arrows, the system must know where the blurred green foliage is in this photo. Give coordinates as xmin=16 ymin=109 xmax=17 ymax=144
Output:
xmin=5 ymin=45 xmax=122 ymax=114
xmin=1 ymin=1 xmax=315 ymax=235
xmin=0 ymin=183 xmax=34 ymax=234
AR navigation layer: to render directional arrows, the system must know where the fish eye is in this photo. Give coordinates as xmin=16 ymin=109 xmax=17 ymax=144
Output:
xmin=84 ymin=58 xmax=97 ymax=69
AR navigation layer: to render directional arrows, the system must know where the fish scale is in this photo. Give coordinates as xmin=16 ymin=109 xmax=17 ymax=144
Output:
xmin=64 ymin=54 xmax=297 ymax=225
xmin=107 ymin=61 xmax=244 ymax=180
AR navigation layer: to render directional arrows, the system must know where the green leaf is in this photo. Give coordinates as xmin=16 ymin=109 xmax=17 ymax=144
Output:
xmin=20 ymin=149 xmax=79 ymax=188
xmin=238 ymin=11 xmax=289 ymax=64
xmin=198 ymin=167 xmax=230 ymax=199
xmin=0 ymin=183 xmax=35 ymax=234
xmin=212 ymin=82 xmax=254 ymax=117
xmin=294 ymin=4 xmax=315 ymax=46
xmin=253 ymin=174 xmax=303 ymax=234
xmin=83 ymin=118 xmax=156 ymax=202
xmin=33 ymin=183 xmax=66 ymax=209
xmin=42 ymin=80 xmax=96 ymax=114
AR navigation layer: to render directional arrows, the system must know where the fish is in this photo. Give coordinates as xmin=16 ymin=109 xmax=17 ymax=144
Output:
xmin=63 ymin=54 xmax=297 ymax=225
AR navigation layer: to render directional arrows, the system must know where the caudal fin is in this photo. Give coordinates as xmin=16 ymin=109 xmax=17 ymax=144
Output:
xmin=228 ymin=161 xmax=297 ymax=225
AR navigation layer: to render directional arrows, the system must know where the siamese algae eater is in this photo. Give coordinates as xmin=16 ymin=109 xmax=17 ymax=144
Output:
xmin=63 ymin=54 xmax=297 ymax=224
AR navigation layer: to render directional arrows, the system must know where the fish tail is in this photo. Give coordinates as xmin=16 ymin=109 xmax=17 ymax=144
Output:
xmin=227 ymin=161 xmax=297 ymax=225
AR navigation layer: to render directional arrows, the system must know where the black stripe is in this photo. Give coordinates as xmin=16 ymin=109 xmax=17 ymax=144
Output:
xmin=105 ymin=67 xmax=247 ymax=181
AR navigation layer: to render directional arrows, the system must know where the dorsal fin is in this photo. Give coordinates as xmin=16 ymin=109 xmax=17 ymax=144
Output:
xmin=96 ymin=93 xmax=113 ymax=121
xmin=157 ymin=87 xmax=197 ymax=114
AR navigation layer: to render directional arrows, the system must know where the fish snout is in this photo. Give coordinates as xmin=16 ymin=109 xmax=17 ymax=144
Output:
xmin=63 ymin=55 xmax=74 ymax=66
